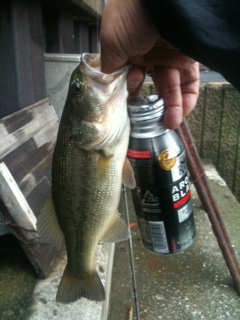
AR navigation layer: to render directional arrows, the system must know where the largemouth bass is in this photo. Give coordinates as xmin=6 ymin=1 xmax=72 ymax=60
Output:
xmin=37 ymin=53 xmax=135 ymax=303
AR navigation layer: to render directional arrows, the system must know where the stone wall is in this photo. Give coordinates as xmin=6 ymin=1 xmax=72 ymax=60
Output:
xmin=142 ymin=82 xmax=240 ymax=202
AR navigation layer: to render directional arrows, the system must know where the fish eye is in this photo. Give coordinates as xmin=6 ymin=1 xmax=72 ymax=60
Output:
xmin=71 ymin=82 xmax=82 ymax=95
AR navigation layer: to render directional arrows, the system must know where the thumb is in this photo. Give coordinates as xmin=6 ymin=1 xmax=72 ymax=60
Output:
xmin=100 ymin=43 xmax=128 ymax=74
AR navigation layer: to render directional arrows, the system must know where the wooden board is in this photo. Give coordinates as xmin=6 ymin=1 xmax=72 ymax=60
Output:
xmin=0 ymin=162 xmax=37 ymax=240
xmin=0 ymin=99 xmax=60 ymax=278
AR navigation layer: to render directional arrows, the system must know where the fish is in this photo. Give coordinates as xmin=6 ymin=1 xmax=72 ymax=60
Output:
xmin=37 ymin=53 xmax=136 ymax=303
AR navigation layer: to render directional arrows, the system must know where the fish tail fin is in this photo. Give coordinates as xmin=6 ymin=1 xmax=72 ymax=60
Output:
xmin=56 ymin=265 xmax=105 ymax=303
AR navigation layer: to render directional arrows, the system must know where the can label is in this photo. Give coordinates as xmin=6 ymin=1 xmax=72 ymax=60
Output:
xmin=158 ymin=149 xmax=177 ymax=170
xmin=137 ymin=217 xmax=169 ymax=254
xmin=128 ymin=132 xmax=195 ymax=255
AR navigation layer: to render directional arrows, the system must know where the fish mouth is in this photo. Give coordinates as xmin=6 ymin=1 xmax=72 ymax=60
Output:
xmin=75 ymin=53 xmax=130 ymax=151
xmin=80 ymin=53 xmax=129 ymax=86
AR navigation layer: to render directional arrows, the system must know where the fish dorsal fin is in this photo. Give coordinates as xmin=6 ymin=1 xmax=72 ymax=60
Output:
xmin=122 ymin=158 xmax=136 ymax=189
xmin=37 ymin=195 xmax=65 ymax=250
xmin=102 ymin=211 xmax=129 ymax=243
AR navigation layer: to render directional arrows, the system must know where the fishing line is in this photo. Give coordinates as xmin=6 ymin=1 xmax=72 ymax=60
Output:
xmin=122 ymin=185 xmax=141 ymax=320
xmin=96 ymin=2 xmax=139 ymax=317
xmin=95 ymin=0 xmax=99 ymax=52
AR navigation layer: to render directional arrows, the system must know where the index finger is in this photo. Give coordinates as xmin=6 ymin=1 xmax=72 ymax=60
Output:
xmin=152 ymin=64 xmax=199 ymax=129
xmin=100 ymin=3 xmax=128 ymax=74
xmin=152 ymin=66 xmax=183 ymax=129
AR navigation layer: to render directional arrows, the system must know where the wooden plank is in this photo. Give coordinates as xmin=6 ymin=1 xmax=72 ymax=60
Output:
xmin=26 ymin=177 xmax=51 ymax=217
xmin=0 ymin=99 xmax=60 ymax=278
xmin=3 ymin=139 xmax=54 ymax=193
xmin=27 ymin=1 xmax=46 ymax=101
xmin=58 ymin=11 xmax=75 ymax=53
xmin=0 ymin=99 xmax=58 ymax=158
xmin=0 ymin=162 xmax=37 ymax=240
xmin=44 ymin=10 xmax=60 ymax=53
xmin=4 ymin=138 xmax=40 ymax=185
xmin=0 ymin=100 xmax=58 ymax=208
xmin=3 ymin=109 xmax=33 ymax=133
xmin=0 ymin=1 xmax=19 ymax=117
xmin=0 ymin=0 xmax=45 ymax=118
xmin=74 ymin=21 xmax=90 ymax=53
xmin=21 ymin=239 xmax=61 ymax=279
xmin=89 ymin=25 xmax=99 ymax=53
xmin=44 ymin=10 xmax=75 ymax=54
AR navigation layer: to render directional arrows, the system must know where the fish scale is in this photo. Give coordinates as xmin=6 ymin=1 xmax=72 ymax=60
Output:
xmin=37 ymin=53 xmax=136 ymax=303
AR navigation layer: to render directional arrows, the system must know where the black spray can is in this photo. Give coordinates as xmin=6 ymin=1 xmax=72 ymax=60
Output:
xmin=127 ymin=95 xmax=196 ymax=255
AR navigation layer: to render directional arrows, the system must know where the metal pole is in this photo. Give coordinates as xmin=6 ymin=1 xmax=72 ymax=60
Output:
xmin=122 ymin=185 xmax=141 ymax=320
xmin=176 ymin=119 xmax=240 ymax=294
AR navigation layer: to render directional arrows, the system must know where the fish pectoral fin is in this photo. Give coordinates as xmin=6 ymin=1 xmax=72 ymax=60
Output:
xmin=56 ymin=265 xmax=105 ymax=303
xmin=102 ymin=212 xmax=129 ymax=243
xmin=37 ymin=195 xmax=65 ymax=250
xmin=122 ymin=158 xmax=136 ymax=189
xmin=96 ymin=150 xmax=113 ymax=189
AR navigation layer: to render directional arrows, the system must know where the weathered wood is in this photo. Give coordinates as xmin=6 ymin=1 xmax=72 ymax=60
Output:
xmin=0 ymin=0 xmax=46 ymax=118
xmin=0 ymin=99 xmax=60 ymax=278
xmin=74 ymin=21 xmax=90 ymax=53
xmin=0 ymin=162 xmax=37 ymax=240
xmin=44 ymin=10 xmax=60 ymax=53
xmin=89 ymin=25 xmax=99 ymax=53
xmin=44 ymin=10 xmax=75 ymax=54
xmin=41 ymin=0 xmax=103 ymax=23
xmin=0 ymin=98 xmax=57 ymax=219
xmin=59 ymin=12 xmax=75 ymax=53
xmin=0 ymin=99 xmax=58 ymax=159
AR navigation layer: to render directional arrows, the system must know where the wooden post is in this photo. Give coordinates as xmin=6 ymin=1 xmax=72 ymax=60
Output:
xmin=0 ymin=100 xmax=61 ymax=278
xmin=59 ymin=12 xmax=75 ymax=53
xmin=44 ymin=10 xmax=74 ymax=53
xmin=74 ymin=21 xmax=90 ymax=53
xmin=89 ymin=25 xmax=99 ymax=53
xmin=0 ymin=0 xmax=46 ymax=118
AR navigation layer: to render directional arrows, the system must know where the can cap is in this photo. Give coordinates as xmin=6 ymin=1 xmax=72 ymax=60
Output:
xmin=128 ymin=95 xmax=164 ymax=123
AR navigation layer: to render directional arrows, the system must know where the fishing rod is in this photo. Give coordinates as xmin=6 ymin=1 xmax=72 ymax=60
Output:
xmin=122 ymin=185 xmax=141 ymax=320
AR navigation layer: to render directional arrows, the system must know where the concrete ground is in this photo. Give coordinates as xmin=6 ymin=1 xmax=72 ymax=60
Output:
xmin=0 ymin=232 xmax=114 ymax=320
xmin=27 ymin=243 xmax=114 ymax=320
xmin=1 ymin=161 xmax=238 ymax=320
xmin=0 ymin=235 xmax=36 ymax=320
xmin=0 ymin=58 xmax=237 ymax=320
xmin=199 ymin=70 xmax=226 ymax=83
xmin=108 ymin=162 xmax=240 ymax=320
xmin=145 ymin=70 xmax=226 ymax=84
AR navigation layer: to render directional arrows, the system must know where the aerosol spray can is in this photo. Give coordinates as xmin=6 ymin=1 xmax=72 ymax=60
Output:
xmin=127 ymin=95 xmax=196 ymax=255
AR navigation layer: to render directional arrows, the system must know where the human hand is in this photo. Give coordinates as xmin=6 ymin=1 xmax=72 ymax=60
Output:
xmin=100 ymin=0 xmax=199 ymax=129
